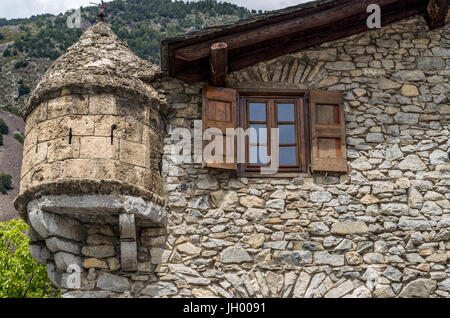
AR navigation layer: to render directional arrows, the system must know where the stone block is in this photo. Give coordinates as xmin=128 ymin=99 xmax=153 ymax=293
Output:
xmin=119 ymin=139 xmax=149 ymax=168
xmin=89 ymin=94 xmax=117 ymax=115
xmin=79 ymin=136 xmax=117 ymax=159
xmin=120 ymin=241 xmax=137 ymax=272
xmin=28 ymin=209 xmax=84 ymax=241
xmin=97 ymin=272 xmax=129 ymax=293
xmin=119 ymin=214 xmax=136 ymax=240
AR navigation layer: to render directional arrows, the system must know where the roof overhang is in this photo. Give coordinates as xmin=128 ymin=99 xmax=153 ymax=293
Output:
xmin=160 ymin=0 xmax=449 ymax=84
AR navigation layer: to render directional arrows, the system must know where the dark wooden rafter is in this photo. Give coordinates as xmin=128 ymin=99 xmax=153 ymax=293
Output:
xmin=163 ymin=0 xmax=445 ymax=83
xmin=209 ymin=42 xmax=228 ymax=87
xmin=426 ymin=0 xmax=450 ymax=29
xmin=175 ymin=0 xmax=391 ymax=62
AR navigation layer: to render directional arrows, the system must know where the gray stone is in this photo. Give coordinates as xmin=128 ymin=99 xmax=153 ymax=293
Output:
xmin=394 ymin=112 xmax=420 ymax=125
xmin=121 ymin=241 xmax=137 ymax=272
xmin=399 ymin=279 xmax=437 ymax=298
xmin=81 ymin=245 xmax=116 ymax=258
xmin=363 ymin=252 xmax=386 ymax=264
xmin=220 ymin=246 xmax=252 ymax=263
xmin=314 ymin=251 xmax=345 ymax=266
xmin=378 ymin=77 xmax=401 ymax=90
xmin=398 ymin=216 xmax=431 ymax=231
xmin=385 ymin=144 xmax=403 ymax=161
xmin=293 ymin=272 xmax=311 ymax=298
xmin=63 ymin=291 xmax=112 ymax=298
xmin=273 ymin=250 xmax=312 ymax=265
xmin=310 ymin=191 xmax=332 ymax=203
xmin=197 ymin=175 xmax=219 ymax=190
xmin=429 ymin=150 xmax=449 ymax=165
xmin=28 ymin=209 xmax=84 ymax=241
xmin=141 ymin=282 xmax=177 ymax=297
xmin=366 ymin=133 xmax=384 ymax=143
xmin=393 ymin=70 xmax=426 ymax=82
xmin=381 ymin=203 xmax=408 ymax=216
xmin=325 ymin=61 xmax=355 ymax=71
xmin=119 ymin=214 xmax=136 ymax=240
xmin=29 ymin=244 xmax=52 ymax=265
xmin=168 ymin=264 xmax=199 ymax=276
xmin=417 ymin=57 xmax=445 ymax=70
xmin=437 ymin=278 xmax=450 ymax=291
xmin=398 ymin=155 xmax=427 ymax=171
xmin=97 ymin=272 xmax=129 ymax=293
xmin=350 ymin=157 xmax=372 ymax=170
xmin=308 ymin=222 xmax=330 ymax=236
xmin=384 ymin=266 xmax=402 ymax=282
xmin=437 ymin=215 xmax=450 ymax=228
xmin=46 ymin=237 xmax=81 ymax=254
xmin=408 ymin=188 xmax=423 ymax=209
xmin=331 ymin=221 xmax=369 ymax=235
xmin=324 ymin=280 xmax=354 ymax=298
xmin=265 ymin=199 xmax=285 ymax=210
xmin=373 ymin=285 xmax=396 ymax=298
xmin=54 ymin=252 xmax=82 ymax=272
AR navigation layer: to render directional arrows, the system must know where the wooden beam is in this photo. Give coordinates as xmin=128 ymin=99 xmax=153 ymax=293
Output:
xmin=174 ymin=0 xmax=401 ymax=62
xmin=209 ymin=42 xmax=228 ymax=87
xmin=171 ymin=0 xmax=427 ymax=83
xmin=425 ymin=0 xmax=449 ymax=29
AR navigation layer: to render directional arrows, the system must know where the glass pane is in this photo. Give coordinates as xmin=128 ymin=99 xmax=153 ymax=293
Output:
xmin=249 ymin=103 xmax=266 ymax=122
xmin=277 ymin=103 xmax=295 ymax=122
xmin=249 ymin=124 xmax=267 ymax=144
xmin=279 ymin=125 xmax=296 ymax=144
xmin=279 ymin=147 xmax=297 ymax=166
xmin=249 ymin=146 xmax=268 ymax=165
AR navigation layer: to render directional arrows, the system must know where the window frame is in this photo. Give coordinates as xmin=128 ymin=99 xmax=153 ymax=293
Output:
xmin=238 ymin=88 xmax=310 ymax=178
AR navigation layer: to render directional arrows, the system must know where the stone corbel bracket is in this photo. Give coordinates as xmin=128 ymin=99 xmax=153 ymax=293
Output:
xmin=26 ymin=194 xmax=166 ymax=282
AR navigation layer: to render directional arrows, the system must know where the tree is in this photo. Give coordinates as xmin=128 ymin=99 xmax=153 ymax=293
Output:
xmin=18 ymin=83 xmax=30 ymax=97
xmin=0 ymin=174 xmax=12 ymax=194
xmin=0 ymin=118 xmax=8 ymax=135
xmin=0 ymin=219 xmax=60 ymax=297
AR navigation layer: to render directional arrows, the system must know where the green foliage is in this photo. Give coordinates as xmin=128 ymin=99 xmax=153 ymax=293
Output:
xmin=0 ymin=32 xmax=4 ymax=41
xmin=2 ymin=48 xmax=10 ymax=57
xmin=18 ymin=82 xmax=30 ymax=97
xmin=10 ymin=0 xmax=253 ymax=64
xmin=14 ymin=60 xmax=28 ymax=69
xmin=0 ymin=219 xmax=60 ymax=297
xmin=0 ymin=134 xmax=3 ymax=146
xmin=0 ymin=174 xmax=12 ymax=194
xmin=0 ymin=118 xmax=8 ymax=135
xmin=13 ymin=131 xmax=24 ymax=144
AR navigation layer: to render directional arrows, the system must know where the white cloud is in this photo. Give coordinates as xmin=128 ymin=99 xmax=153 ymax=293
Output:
xmin=0 ymin=0 xmax=101 ymax=19
xmin=0 ymin=0 xmax=312 ymax=20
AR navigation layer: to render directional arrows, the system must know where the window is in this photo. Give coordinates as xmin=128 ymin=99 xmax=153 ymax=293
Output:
xmin=202 ymin=87 xmax=347 ymax=176
xmin=239 ymin=91 xmax=308 ymax=175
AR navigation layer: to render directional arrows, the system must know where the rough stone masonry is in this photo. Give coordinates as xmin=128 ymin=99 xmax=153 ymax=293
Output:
xmin=16 ymin=12 xmax=450 ymax=298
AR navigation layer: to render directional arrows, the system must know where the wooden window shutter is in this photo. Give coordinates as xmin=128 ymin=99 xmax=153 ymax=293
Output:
xmin=310 ymin=90 xmax=347 ymax=173
xmin=202 ymin=86 xmax=238 ymax=171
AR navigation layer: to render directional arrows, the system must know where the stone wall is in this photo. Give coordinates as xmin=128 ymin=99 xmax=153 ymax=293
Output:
xmin=17 ymin=89 xmax=165 ymax=215
xmin=35 ymin=14 xmax=450 ymax=298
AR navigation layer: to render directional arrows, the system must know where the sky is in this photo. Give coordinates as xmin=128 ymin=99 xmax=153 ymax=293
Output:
xmin=0 ymin=0 xmax=312 ymax=20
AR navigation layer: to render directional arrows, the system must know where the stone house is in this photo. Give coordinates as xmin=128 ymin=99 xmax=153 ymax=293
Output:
xmin=15 ymin=0 xmax=450 ymax=298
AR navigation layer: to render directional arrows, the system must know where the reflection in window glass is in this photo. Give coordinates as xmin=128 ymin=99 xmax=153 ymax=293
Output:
xmin=277 ymin=103 xmax=295 ymax=122
xmin=279 ymin=125 xmax=296 ymax=144
xmin=249 ymin=146 xmax=268 ymax=165
xmin=279 ymin=147 xmax=297 ymax=166
xmin=249 ymin=103 xmax=266 ymax=122
xmin=249 ymin=124 xmax=267 ymax=144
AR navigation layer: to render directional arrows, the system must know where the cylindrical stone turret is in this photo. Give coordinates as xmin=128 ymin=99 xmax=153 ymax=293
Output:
xmin=14 ymin=23 xmax=168 ymax=288
xmin=15 ymin=22 xmax=166 ymax=217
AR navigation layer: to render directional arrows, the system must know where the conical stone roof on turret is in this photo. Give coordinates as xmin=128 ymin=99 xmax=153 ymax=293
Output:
xmin=24 ymin=22 xmax=163 ymax=118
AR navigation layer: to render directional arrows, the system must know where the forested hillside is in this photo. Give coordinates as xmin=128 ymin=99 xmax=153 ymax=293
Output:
xmin=0 ymin=0 xmax=255 ymax=112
